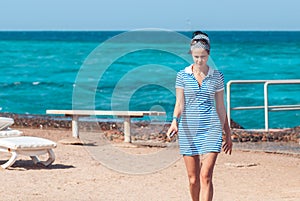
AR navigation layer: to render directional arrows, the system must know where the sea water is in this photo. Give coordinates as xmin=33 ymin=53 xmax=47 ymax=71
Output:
xmin=0 ymin=31 xmax=299 ymax=129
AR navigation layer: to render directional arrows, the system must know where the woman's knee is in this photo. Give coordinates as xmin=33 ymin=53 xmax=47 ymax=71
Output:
xmin=188 ymin=174 xmax=200 ymax=186
xmin=200 ymin=153 xmax=218 ymax=184
xmin=200 ymin=171 xmax=213 ymax=184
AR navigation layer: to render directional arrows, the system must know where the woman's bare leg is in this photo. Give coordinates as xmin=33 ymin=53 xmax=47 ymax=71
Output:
xmin=183 ymin=155 xmax=201 ymax=201
xmin=199 ymin=152 xmax=218 ymax=201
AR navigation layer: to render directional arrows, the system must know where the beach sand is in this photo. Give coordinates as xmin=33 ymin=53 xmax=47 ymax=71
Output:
xmin=0 ymin=128 xmax=299 ymax=201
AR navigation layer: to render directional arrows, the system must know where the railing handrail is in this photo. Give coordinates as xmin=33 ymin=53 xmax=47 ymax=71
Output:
xmin=226 ymin=79 xmax=300 ymax=131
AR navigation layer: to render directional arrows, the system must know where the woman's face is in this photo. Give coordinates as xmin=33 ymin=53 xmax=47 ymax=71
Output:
xmin=191 ymin=48 xmax=209 ymax=67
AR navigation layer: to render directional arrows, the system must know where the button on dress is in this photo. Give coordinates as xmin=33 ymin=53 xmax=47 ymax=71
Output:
xmin=175 ymin=65 xmax=225 ymax=156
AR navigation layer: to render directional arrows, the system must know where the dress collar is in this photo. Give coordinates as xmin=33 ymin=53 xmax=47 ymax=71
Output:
xmin=184 ymin=64 xmax=214 ymax=77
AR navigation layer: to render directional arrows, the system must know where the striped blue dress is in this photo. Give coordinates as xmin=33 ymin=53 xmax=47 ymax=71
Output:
xmin=176 ymin=65 xmax=224 ymax=156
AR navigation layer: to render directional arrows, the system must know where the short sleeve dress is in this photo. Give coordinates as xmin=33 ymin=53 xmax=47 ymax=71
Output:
xmin=175 ymin=64 xmax=224 ymax=156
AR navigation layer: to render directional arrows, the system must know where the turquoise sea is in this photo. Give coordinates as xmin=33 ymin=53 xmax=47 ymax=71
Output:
xmin=0 ymin=31 xmax=300 ymax=129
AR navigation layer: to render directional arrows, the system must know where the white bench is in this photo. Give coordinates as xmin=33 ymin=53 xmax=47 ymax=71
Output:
xmin=46 ymin=110 xmax=166 ymax=142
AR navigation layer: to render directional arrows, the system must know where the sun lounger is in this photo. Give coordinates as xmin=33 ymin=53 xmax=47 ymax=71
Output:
xmin=0 ymin=117 xmax=22 ymax=137
xmin=0 ymin=128 xmax=23 ymax=137
xmin=0 ymin=136 xmax=57 ymax=169
xmin=0 ymin=117 xmax=14 ymax=130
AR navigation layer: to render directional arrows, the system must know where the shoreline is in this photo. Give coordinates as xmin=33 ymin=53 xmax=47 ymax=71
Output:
xmin=1 ymin=112 xmax=300 ymax=146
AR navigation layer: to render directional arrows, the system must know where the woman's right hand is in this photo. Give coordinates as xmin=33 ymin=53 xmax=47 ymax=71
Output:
xmin=166 ymin=120 xmax=178 ymax=140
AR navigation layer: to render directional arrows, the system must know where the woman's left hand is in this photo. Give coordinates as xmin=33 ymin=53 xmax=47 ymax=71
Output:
xmin=222 ymin=136 xmax=233 ymax=155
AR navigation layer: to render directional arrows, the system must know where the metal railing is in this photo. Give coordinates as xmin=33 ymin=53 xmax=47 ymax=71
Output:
xmin=226 ymin=80 xmax=300 ymax=131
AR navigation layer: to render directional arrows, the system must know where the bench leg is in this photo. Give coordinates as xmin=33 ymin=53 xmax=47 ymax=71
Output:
xmin=1 ymin=151 xmax=18 ymax=169
xmin=72 ymin=115 xmax=79 ymax=138
xmin=30 ymin=149 xmax=55 ymax=167
xmin=124 ymin=117 xmax=131 ymax=143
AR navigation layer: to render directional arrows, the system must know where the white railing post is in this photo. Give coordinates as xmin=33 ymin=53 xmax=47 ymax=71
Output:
xmin=226 ymin=81 xmax=232 ymax=128
xmin=264 ymin=82 xmax=269 ymax=131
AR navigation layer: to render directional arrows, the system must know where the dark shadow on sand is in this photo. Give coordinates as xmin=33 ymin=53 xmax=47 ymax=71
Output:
xmin=0 ymin=160 xmax=75 ymax=170
xmin=81 ymin=142 xmax=98 ymax=146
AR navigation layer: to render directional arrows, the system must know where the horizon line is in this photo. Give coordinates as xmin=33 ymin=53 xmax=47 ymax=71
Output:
xmin=0 ymin=28 xmax=300 ymax=32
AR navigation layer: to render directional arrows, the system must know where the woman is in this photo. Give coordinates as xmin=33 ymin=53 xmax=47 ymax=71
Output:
xmin=167 ymin=31 xmax=232 ymax=201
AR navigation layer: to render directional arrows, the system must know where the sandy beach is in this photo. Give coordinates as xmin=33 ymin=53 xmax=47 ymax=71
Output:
xmin=0 ymin=127 xmax=299 ymax=201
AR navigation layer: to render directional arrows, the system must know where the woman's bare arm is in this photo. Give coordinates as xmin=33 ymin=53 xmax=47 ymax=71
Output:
xmin=215 ymin=90 xmax=232 ymax=154
xmin=167 ymin=88 xmax=184 ymax=137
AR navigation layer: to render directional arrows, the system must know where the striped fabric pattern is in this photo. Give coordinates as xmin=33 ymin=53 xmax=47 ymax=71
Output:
xmin=175 ymin=65 xmax=224 ymax=156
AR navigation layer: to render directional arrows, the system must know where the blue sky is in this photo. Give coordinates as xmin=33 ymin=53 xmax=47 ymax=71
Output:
xmin=1 ymin=0 xmax=299 ymax=30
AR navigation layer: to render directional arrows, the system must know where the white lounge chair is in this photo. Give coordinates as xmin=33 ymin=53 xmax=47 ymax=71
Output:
xmin=0 ymin=117 xmax=22 ymax=137
xmin=0 ymin=136 xmax=57 ymax=169
xmin=0 ymin=117 xmax=15 ymax=130
xmin=0 ymin=128 xmax=23 ymax=138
